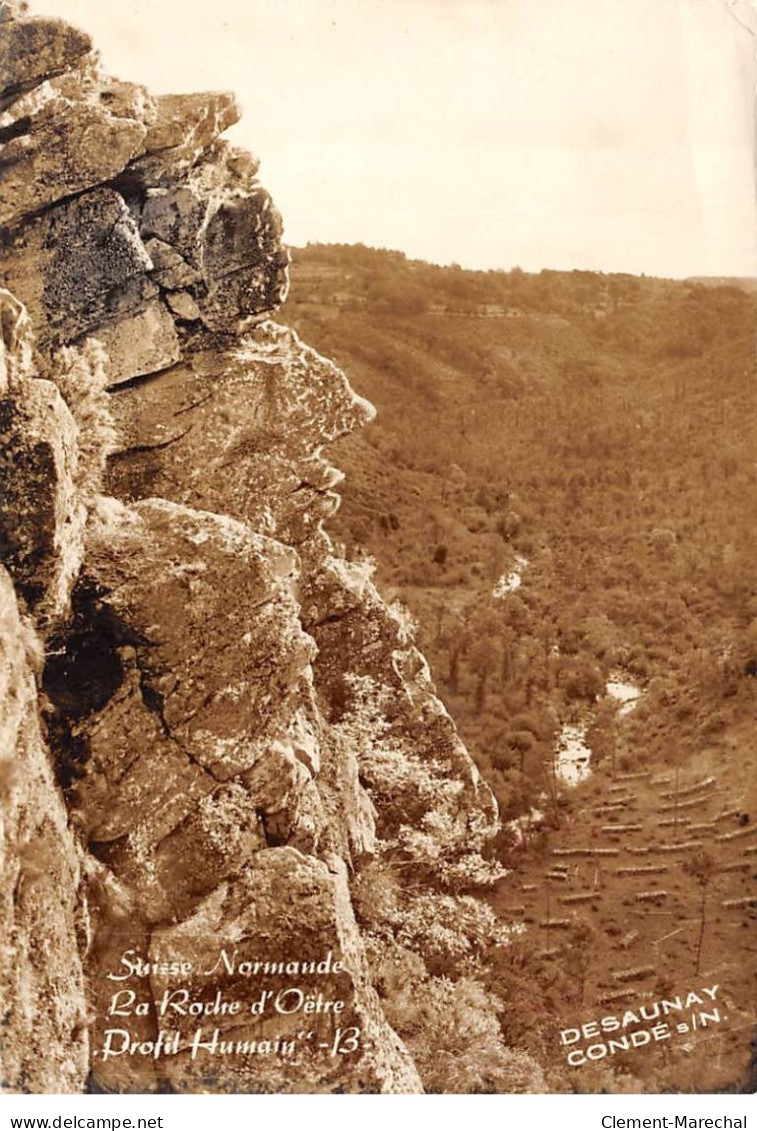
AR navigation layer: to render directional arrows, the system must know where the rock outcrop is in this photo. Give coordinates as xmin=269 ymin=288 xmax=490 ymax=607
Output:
xmin=0 ymin=2 xmax=503 ymax=1094
xmin=1 ymin=289 xmax=88 ymax=1092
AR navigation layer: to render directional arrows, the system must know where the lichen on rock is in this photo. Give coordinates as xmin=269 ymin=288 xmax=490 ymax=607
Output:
xmin=0 ymin=289 xmax=86 ymax=624
xmin=0 ymin=568 xmax=88 ymax=1093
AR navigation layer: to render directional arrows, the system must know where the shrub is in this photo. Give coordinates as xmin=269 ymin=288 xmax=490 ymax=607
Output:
xmin=379 ymin=962 xmax=546 ymax=1093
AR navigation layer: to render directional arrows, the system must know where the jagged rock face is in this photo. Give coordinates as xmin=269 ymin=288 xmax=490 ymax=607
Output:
xmin=105 ymin=333 xmax=496 ymax=846
xmin=149 ymin=850 xmax=420 ymax=1094
xmin=0 ymin=30 xmax=288 ymax=361
xmin=0 ymin=289 xmax=85 ymax=626
xmin=304 ymin=558 xmax=498 ymax=843
xmin=0 ymin=64 xmax=154 ymax=226
xmin=130 ymin=94 xmax=242 ymax=187
xmin=92 ymin=303 xmax=180 ymax=387
xmin=1 ymin=189 xmax=155 ymax=350
xmin=0 ymin=5 xmax=499 ymax=1095
xmin=0 ymin=12 xmax=90 ymax=106
xmin=0 ymin=569 xmax=88 ymax=1092
xmin=134 ymin=149 xmax=290 ymax=331
xmin=107 ymin=321 xmax=373 ymax=543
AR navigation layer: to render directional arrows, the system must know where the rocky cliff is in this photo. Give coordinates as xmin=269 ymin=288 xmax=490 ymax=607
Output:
xmin=0 ymin=0 xmax=510 ymax=1094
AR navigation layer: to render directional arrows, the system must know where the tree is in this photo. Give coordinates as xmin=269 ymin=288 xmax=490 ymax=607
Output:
xmin=442 ymin=624 xmax=472 ymax=694
xmin=683 ymin=849 xmax=717 ymax=974
xmin=586 ymin=701 xmax=617 ymax=770
xmin=562 ymin=920 xmax=597 ymax=1004
xmin=469 ymin=636 xmax=502 ymax=714
xmin=383 ymin=974 xmax=546 ymax=1093
xmin=564 ymin=657 xmax=604 ymax=702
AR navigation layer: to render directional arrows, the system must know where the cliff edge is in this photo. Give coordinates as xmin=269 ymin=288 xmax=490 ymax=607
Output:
xmin=0 ymin=0 xmax=529 ymax=1094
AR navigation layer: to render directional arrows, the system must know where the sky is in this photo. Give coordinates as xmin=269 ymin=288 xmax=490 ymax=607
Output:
xmin=31 ymin=0 xmax=757 ymax=277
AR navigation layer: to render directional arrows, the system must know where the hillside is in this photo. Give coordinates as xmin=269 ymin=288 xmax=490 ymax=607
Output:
xmin=283 ymin=243 xmax=757 ymax=1091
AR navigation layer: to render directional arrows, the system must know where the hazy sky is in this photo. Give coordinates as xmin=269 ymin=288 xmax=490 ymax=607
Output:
xmin=32 ymin=0 xmax=757 ymax=277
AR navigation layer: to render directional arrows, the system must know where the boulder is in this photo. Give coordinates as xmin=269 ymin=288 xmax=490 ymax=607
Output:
xmin=63 ymin=497 xmax=312 ymax=782
xmin=0 ymin=68 xmax=154 ymax=226
xmin=140 ymin=850 xmax=422 ymax=1094
xmin=0 ymin=285 xmax=32 ymax=392
xmin=107 ymin=322 xmax=374 ymax=544
xmin=90 ymin=301 xmax=181 ymax=387
xmin=165 ymin=291 xmax=202 ymax=322
xmin=1 ymin=189 xmax=153 ymax=349
xmin=0 ymin=15 xmax=91 ymax=104
xmin=200 ymin=191 xmax=290 ymax=329
xmin=138 ymin=155 xmax=289 ymax=331
xmin=143 ymin=238 xmax=201 ymax=291
xmin=126 ymin=91 xmax=241 ymax=186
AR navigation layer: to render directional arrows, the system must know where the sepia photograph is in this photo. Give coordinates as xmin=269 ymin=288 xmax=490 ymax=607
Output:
xmin=0 ymin=0 xmax=756 ymax=1098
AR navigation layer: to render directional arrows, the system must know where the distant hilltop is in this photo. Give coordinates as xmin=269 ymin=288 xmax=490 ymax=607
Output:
xmin=684 ymin=276 xmax=757 ymax=293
